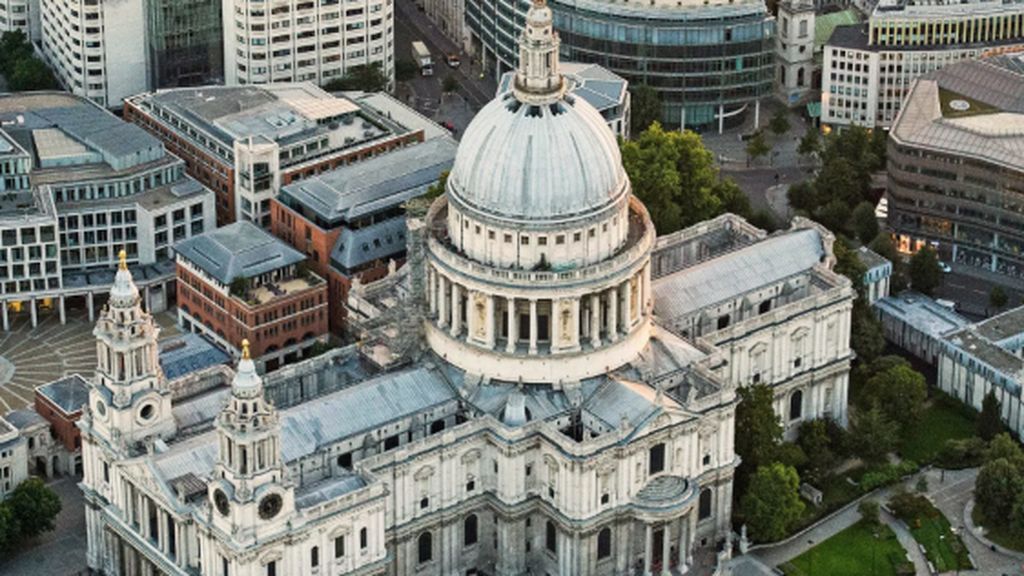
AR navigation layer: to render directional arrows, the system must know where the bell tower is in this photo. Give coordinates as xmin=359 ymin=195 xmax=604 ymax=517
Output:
xmin=208 ymin=340 xmax=294 ymax=540
xmin=87 ymin=250 xmax=175 ymax=454
xmin=513 ymin=0 xmax=564 ymax=104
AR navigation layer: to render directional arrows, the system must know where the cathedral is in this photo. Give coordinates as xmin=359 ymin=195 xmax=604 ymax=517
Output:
xmin=79 ymin=2 xmax=853 ymax=575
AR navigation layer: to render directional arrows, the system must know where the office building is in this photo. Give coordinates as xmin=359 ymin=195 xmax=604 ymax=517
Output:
xmin=822 ymin=0 xmax=1024 ymax=129
xmin=887 ymin=55 xmax=1024 ymax=280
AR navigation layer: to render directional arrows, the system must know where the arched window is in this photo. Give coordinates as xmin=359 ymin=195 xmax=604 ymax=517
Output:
xmin=310 ymin=545 xmax=319 ymax=568
xmin=597 ymin=527 xmax=612 ymax=559
xmin=699 ymin=488 xmax=712 ymax=520
xmin=464 ymin=514 xmax=478 ymax=546
xmin=790 ymin=390 xmax=803 ymax=421
xmin=417 ymin=532 xmax=432 ymax=564
xmin=546 ymin=521 xmax=557 ymax=553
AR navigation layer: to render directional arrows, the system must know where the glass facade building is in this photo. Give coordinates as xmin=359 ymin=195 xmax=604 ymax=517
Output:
xmin=466 ymin=0 xmax=775 ymax=131
xmin=147 ymin=0 xmax=224 ymax=88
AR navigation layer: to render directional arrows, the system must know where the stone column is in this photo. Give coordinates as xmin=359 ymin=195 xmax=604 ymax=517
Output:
xmin=590 ymin=293 xmax=601 ymax=348
xmin=87 ymin=292 xmax=95 ymax=322
xmin=607 ymin=287 xmax=619 ymax=342
xmin=59 ymin=294 xmax=66 ymax=324
xmin=29 ymin=297 xmax=37 ymax=327
xmin=621 ymin=281 xmax=632 ymax=332
xmin=2 ymin=301 xmax=8 ymax=331
xmin=718 ymin=104 xmax=725 ymax=134
xmin=485 ymin=294 xmax=496 ymax=348
xmin=450 ymin=283 xmax=461 ymax=337
xmin=506 ymin=297 xmax=517 ymax=353
xmin=437 ymin=275 xmax=448 ymax=328
xmin=528 ymin=299 xmax=538 ymax=355
xmin=678 ymin=517 xmax=688 ymax=573
xmin=661 ymin=524 xmax=672 ymax=576
xmin=144 ymin=285 xmax=152 ymax=312
xmin=428 ymin=268 xmax=437 ymax=316
xmin=571 ymin=297 xmax=581 ymax=350
xmin=644 ymin=523 xmax=653 ymax=576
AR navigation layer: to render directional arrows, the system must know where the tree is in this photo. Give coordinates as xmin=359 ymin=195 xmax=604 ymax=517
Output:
xmin=5 ymin=478 xmax=61 ymax=539
xmin=786 ymin=180 xmax=818 ymax=214
xmin=230 ymin=276 xmax=250 ymax=298
xmin=713 ymin=178 xmax=752 ymax=218
xmin=909 ymin=246 xmax=942 ymax=295
xmin=746 ymin=131 xmax=771 ymax=165
xmin=814 ymin=157 xmax=862 ymax=208
xmin=8 ymin=57 xmax=56 ymax=91
xmin=990 ymin=286 xmax=1009 ymax=311
xmin=0 ymin=503 xmax=17 ymax=552
xmin=742 ymin=463 xmax=805 ymax=542
xmin=870 ymin=127 xmax=889 ymax=171
xmin=628 ymin=84 xmax=661 ymax=137
xmin=850 ymin=404 xmax=899 ymax=464
xmin=735 ymin=384 xmax=784 ymax=490
xmin=323 ymin=62 xmax=388 ymax=92
xmin=797 ymin=126 xmax=821 ymax=160
xmin=859 ymin=499 xmax=880 ymax=526
xmin=1009 ymin=491 xmax=1024 ymax=536
xmin=851 ymin=201 xmax=880 ymax=244
xmin=424 ymin=170 xmax=449 ymax=200
xmin=442 ymin=75 xmax=459 ymax=94
xmin=769 ymin=109 xmax=791 ymax=138
xmin=975 ymin=458 xmax=1023 ymax=523
xmin=395 ymin=58 xmax=418 ymax=82
xmin=978 ymin=389 xmax=1004 ymax=442
xmin=620 ymin=123 xmax=721 ymax=233
xmin=816 ymin=199 xmax=852 ymax=234
xmin=798 ymin=419 xmax=836 ymax=484
xmin=869 ymin=233 xmax=908 ymax=294
xmin=985 ymin=433 xmax=1024 ymax=470
xmin=862 ymin=363 xmax=927 ymax=436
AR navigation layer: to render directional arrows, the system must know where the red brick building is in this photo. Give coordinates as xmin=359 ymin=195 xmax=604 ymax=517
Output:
xmin=35 ymin=374 xmax=90 ymax=474
xmin=175 ymin=221 xmax=329 ymax=371
xmin=271 ymin=137 xmax=457 ymax=335
xmin=123 ymin=85 xmax=429 ymax=227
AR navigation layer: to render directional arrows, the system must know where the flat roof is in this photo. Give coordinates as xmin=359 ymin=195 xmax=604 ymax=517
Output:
xmin=175 ymin=221 xmax=306 ymax=284
xmin=280 ymin=137 xmax=456 ymax=224
xmin=875 ymin=293 xmax=970 ymax=339
xmin=973 ymin=306 xmax=1024 ymax=343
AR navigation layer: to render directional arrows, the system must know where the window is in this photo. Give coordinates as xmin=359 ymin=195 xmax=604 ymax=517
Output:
xmin=311 ymin=546 xmax=319 ymax=568
xmin=464 ymin=514 xmax=478 ymax=546
xmin=520 ymin=236 xmax=529 ymax=245
xmin=360 ymin=528 xmax=368 ymax=549
xmin=466 ymin=479 xmax=475 ymax=492
xmin=546 ymin=521 xmax=557 ymax=553
xmin=699 ymin=488 xmax=712 ymax=519
xmin=266 ymin=560 xmax=276 ymax=576
xmin=597 ymin=528 xmax=612 ymax=559
xmin=337 ymin=453 xmax=352 ymax=469
xmin=418 ymin=532 xmax=433 ymax=563
xmin=789 ymin=390 xmax=803 ymax=421
xmin=648 ymin=443 xmax=665 ymax=475
xmin=759 ymin=300 xmax=771 ymax=314
xmin=420 ymin=497 xmax=429 ymax=509
xmin=334 ymin=535 xmax=345 ymax=558
xmin=717 ymin=315 xmax=730 ymax=330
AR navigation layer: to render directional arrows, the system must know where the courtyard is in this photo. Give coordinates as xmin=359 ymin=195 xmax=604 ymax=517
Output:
xmin=0 ymin=306 xmax=180 ymax=411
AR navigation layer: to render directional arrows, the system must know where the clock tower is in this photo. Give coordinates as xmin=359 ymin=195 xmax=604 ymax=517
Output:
xmin=208 ymin=340 xmax=294 ymax=541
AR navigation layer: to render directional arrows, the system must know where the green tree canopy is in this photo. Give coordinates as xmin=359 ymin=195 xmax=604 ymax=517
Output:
xmin=0 ymin=503 xmax=17 ymax=552
xmin=990 ymin=286 xmax=1009 ymax=311
xmin=978 ymin=389 xmax=1004 ymax=442
xmin=769 ymin=109 xmax=791 ymax=137
xmin=862 ymin=362 xmax=927 ymax=436
xmin=735 ymin=383 xmax=783 ymax=490
xmin=786 ymin=180 xmax=818 ymax=214
xmin=8 ymin=57 xmax=56 ymax=91
xmin=859 ymin=499 xmax=880 ymax=526
xmin=323 ymin=62 xmax=389 ymax=92
xmin=976 ymin=457 xmax=1023 ymax=523
xmin=850 ymin=403 xmax=899 ymax=464
xmin=869 ymin=234 xmax=907 ymax=293
xmin=985 ymin=433 xmax=1024 ymax=470
xmin=797 ymin=419 xmax=836 ymax=484
xmin=746 ymin=131 xmax=771 ymax=164
xmin=5 ymin=477 xmax=61 ymax=539
xmin=742 ymin=463 xmax=805 ymax=542
xmin=909 ymin=246 xmax=942 ymax=295
xmin=797 ymin=126 xmax=821 ymax=159
xmin=851 ymin=201 xmax=880 ymax=244
xmin=621 ymin=123 xmax=751 ymax=234
xmin=629 ymin=84 xmax=662 ymax=138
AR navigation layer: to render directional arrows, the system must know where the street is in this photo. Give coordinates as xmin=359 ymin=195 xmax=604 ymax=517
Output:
xmin=393 ymin=0 xmax=496 ymax=135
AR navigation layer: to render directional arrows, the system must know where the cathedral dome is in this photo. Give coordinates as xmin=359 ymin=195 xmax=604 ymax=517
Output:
xmin=446 ymin=0 xmax=626 ymax=224
xmin=448 ymin=94 xmax=626 ymax=223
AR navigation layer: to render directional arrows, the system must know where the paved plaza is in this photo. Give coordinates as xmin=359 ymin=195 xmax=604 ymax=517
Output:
xmin=0 ymin=306 xmax=181 ymax=412
xmin=0 ymin=476 xmax=88 ymax=576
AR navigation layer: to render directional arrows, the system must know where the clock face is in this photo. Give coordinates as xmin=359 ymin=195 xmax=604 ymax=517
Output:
xmin=213 ymin=488 xmax=230 ymax=516
xmin=259 ymin=493 xmax=283 ymax=520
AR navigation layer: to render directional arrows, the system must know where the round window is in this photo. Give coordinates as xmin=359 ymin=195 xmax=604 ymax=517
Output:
xmin=139 ymin=403 xmax=155 ymax=421
xmin=213 ymin=488 xmax=230 ymax=516
xmin=258 ymin=493 xmax=283 ymax=520
xmin=94 ymin=400 xmax=106 ymax=418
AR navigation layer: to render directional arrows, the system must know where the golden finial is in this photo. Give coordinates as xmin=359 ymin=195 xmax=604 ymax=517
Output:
xmin=241 ymin=339 xmax=251 ymax=360
xmin=118 ymin=249 xmax=128 ymax=271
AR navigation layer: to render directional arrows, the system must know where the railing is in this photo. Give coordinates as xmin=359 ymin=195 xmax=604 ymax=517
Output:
xmin=425 ymin=197 xmax=654 ymax=287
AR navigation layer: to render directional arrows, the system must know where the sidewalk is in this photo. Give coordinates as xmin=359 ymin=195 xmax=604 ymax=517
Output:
xmin=881 ymin=508 xmax=932 ymax=576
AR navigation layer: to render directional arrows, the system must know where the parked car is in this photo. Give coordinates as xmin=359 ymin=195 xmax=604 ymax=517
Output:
xmin=446 ymin=54 xmax=461 ymax=68
xmin=939 ymin=261 xmax=953 ymax=273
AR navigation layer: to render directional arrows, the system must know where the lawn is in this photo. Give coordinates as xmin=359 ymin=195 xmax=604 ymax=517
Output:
xmin=900 ymin=399 xmax=976 ymax=464
xmin=782 ymin=521 xmax=910 ymax=576
xmin=904 ymin=500 xmax=973 ymax=571
xmin=791 ymin=467 xmax=865 ymax=532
